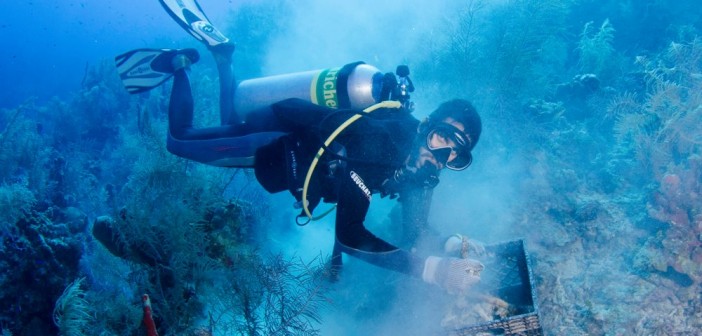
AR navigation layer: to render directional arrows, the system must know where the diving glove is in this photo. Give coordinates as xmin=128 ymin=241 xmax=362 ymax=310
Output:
xmin=422 ymin=256 xmax=483 ymax=294
xmin=444 ymin=234 xmax=486 ymax=258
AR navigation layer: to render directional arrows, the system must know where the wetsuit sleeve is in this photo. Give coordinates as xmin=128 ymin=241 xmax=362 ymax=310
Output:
xmin=334 ymin=169 xmax=426 ymax=278
xmin=398 ymin=186 xmax=437 ymax=248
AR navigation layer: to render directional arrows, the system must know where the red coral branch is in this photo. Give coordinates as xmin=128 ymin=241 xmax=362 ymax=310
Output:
xmin=142 ymin=294 xmax=159 ymax=336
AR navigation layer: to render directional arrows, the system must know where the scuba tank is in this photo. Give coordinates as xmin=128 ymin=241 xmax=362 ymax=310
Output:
xmin=232 ymin=62 xmax=384 ymax=123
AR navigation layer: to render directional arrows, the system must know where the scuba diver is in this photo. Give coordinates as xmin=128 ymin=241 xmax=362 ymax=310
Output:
xmin=114 ymin=0 xmax=485 ymax=295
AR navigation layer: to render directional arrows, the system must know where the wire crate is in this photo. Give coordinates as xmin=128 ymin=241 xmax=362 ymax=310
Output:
xmin=445 ymin=239 xmax=543 ymax=335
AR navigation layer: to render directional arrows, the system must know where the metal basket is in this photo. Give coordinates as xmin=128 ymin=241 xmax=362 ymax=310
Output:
xmin=446 ymin=239 xmax=543 ymax=336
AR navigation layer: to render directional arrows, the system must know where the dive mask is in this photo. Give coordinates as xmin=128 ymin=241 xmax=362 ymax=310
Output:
xmin=426 ymin=123 xmax=473 ymax=171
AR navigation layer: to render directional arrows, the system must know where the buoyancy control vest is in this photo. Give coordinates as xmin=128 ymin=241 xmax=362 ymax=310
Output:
xmin=253 ymin=99 xmax=419 ymax=222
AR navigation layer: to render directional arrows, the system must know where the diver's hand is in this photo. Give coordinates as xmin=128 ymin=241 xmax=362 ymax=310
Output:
xmin=422 ymin=256 xmax=483 ymax=294
xmin=444 ymin=234 xmax=486 ymax=257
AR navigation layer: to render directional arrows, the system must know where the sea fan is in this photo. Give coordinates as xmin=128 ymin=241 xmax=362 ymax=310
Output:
xmin=576 ymin=19 xmax=616 ymax=76
xmin=53 ymin=277 xmax=92 ymax=336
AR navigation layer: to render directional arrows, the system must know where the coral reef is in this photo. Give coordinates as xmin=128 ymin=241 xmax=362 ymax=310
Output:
xmin=645 ymin=159 xmax=702 ymax=284
xmin=517 ymin=36 xmax=702 ymax=334
xmin=0 ymin=204 xmax=89 ymax=335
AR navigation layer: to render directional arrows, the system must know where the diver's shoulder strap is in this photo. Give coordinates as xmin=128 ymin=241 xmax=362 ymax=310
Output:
xmin=299 ymin=101 xmax=403 ymax=223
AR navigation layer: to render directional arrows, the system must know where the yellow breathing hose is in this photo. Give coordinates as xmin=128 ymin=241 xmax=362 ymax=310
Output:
xmin=299 ymin=100 xmax=402 ymax=223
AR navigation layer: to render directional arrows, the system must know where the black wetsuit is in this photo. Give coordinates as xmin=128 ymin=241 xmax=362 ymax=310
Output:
xmin=256 ymin=99 xmax=432 ymax=278
xmin=166 ymin=69 xmax=434 ymax=278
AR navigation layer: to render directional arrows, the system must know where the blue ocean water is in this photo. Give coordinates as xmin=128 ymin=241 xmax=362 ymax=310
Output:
xmin=1 ymin=0 xmax=701 ymax=335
